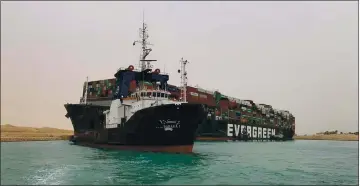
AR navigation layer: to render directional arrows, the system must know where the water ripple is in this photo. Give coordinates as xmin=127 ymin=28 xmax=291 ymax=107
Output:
xmin=1 ymin=140 xmax=358 ymax=185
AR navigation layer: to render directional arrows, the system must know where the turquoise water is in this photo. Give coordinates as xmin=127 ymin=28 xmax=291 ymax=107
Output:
xmin=1 ymin=140 xmax=358 ymax=185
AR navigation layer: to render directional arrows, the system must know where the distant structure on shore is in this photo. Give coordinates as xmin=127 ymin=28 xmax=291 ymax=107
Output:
xmin=316 ymin=130 xmax=359 ymax=135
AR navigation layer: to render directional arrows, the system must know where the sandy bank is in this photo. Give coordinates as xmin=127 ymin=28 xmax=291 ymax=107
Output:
xmin=1 ymin=124 xmax=73 ymax=142
xmin=294 ymin=134 xmax=358 ymax=141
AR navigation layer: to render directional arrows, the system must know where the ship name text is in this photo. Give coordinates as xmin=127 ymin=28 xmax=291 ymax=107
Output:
xmin=227 ymin=124 xmax=275 ymax=139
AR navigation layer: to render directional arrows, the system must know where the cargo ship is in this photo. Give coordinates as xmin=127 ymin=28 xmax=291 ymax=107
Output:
xmin=65 ymin=20 xmax=295 ymax=145
xmin=64 ymin=20 xmax=207 ymax=153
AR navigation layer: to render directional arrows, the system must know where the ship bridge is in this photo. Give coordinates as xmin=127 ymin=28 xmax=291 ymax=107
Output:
xmin=130 ymin=89 xmax=171 ymax=101
xmin=113 ymin=65 xmax=169 ymax=99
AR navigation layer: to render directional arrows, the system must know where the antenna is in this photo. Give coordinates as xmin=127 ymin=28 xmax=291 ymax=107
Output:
xmin=142 ymin=9 xmax=145 ymax=25
xmin=178 ymin=58 xmax=189 ymax=102
xmin=132 ymin=11 xmax=156 ymax=71
xmin=84 ymin=76 xmax=89 ymax=104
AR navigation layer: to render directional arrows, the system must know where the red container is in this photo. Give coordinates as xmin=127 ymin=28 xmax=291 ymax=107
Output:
xmin=229 ymin=101 xmax=237 ymax=109
xmin=186 ymin=93 xmax=199 ymax=103
xmin=129 ymin=80 xmax=137 ymax=92
xmin=219 ymin=99 xmax=229 ymax=109
xmin=198 ymin=93 xmax=206 ymax=101
xmin=214 ymin=110 xmax=220 ymax=116
xmin=207 ymin=95 xmax=216 ymax=107
xmin=186 ymin=86 xmax=198 ymax=92
xmin=187 ymin=90 xmax=199 ymax=101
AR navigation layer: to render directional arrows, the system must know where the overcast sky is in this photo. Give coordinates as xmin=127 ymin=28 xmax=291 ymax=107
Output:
xmin=1 ymin=1 xmax=358 ymax=134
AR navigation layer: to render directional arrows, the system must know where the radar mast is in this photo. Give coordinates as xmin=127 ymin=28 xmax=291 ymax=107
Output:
xmin=133 ymin=12 xmax=156 ymax=71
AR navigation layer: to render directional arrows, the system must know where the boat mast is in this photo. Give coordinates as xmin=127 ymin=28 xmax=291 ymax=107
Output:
xmin=180 ymin=58 xmax=189 ymax=102
xmin=132 ymin=13 xmax=158 ymax=108
xmin=84 ymin=76 xmax=89 ymax=104
xmin=133 ymin=12 xmax=154 ymax=72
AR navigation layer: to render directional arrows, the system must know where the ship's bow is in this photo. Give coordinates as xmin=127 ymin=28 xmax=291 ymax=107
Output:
xmin=125 ymin=103 xmax=206 ymax=153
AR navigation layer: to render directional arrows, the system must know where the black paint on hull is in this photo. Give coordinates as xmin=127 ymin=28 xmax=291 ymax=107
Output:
xmin=197 ymin=118 xmax=295 ymax=141
xmin=64 ymin=104 xmax=109 ymax=134
xmin=65 ymin=104 xmax=294 ymax=143
xmin=65 ymin=103 xmax=206 ymax=153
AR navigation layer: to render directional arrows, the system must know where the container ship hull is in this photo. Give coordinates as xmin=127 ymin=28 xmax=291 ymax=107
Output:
xmin=198 ymin=118 xmax=294 ymax=141
xmin=65 ymin=102 xmax=206 ymax=153
xmin=66 ymin=101 xmax=294 ymax=142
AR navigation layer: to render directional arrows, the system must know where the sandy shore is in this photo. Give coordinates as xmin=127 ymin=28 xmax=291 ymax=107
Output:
xmin=294 ymin=134 xmax=358 ymax=141
xmin=2 ymin=124 xmax=358 ymax=142
xmin=1 ymin=124 xmax=73 ymax=142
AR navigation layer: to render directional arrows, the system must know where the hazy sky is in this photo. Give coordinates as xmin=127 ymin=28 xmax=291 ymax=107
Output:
xmin=1 ymin=1 xmax=358 ymax=134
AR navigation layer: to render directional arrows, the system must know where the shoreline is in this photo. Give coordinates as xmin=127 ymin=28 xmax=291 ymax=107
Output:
xmin=1 ymin=136 xmax=71 ymax=142
xmin=294 ymin=134 xmax=358 ymax=141
xmin=1 ymin=124 xmax=358 ymax=142
xmin=1 ymin=124 xmax=73 ymax=142
xmin=2 ymin=135 xmax=358 ymax=142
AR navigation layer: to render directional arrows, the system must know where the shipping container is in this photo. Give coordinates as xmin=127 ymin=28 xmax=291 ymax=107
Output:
xmin=168 ymin=84 xmax=179 ymax=92
xmin=197 ymin=92 xmax=212 ymax=105
xmin=219 ymin=99 xmax=229 ymax=110
xmin=81 ymin=79 xmax=292 ymax=125
xmin=206 ymin=95 xmax=216 ymax=107
xmin=240 ymin=117 xmax=248 ymax=123
xmin=228 ymin=110 xmax=236 ymax=120
xmin=129 ymin=80 xmax=137 ymax=92
xmin=186 ymin=86 xmax=198 ymax=92
xmin=186 ymin=90 xmax=199 ymax=103
xmin=215 ymin=109 xmax=221 ymax=116
xmin=229 ymin=100 xmax=237 ymax=109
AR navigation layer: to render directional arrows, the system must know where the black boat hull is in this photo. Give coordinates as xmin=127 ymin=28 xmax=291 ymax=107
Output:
xmin=65 ymin=104 xmax=294 ymax=145
xmin=64 ymin=104 xmax=109 ymax=135
xmin=197 ymin=118 xmax=295 ymax=141
xmin=65 ymin=103 xmax=206 ymax=153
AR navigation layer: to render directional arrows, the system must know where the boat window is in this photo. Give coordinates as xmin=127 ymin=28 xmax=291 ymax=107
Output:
xmin=161 ymin=93 xmax=165 ymax=98
xmin=157 ymin=92 xmax=161 ymax=97
xmin=141 ymin=92 xmax=145 ymax=97
xmin=165 ymin=94 xmax=168 ymax=98
xmin=152 ymin=92 xmax=157 ymax=97
xmin=147 ymin=92 xmax=152 ymax=97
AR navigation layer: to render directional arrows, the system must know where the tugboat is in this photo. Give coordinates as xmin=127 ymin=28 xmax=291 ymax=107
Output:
xmin=65 ymin=19 xmax=206 ymax=153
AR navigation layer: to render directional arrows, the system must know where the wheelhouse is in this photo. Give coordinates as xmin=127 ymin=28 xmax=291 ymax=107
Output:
xmin=130 ymin=89 xmax=171 ymax=100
